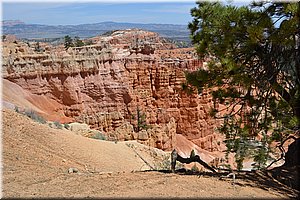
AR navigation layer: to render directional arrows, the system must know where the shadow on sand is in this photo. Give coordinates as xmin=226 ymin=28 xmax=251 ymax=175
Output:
xmin=143 ymin=166 xmax=299 ymax=198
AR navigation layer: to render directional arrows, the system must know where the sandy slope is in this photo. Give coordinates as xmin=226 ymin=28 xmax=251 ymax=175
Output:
xmin=2 ymin=109 xmax=295 ymax=198
xmin=2 ymin=79 xmax=73 ymax=122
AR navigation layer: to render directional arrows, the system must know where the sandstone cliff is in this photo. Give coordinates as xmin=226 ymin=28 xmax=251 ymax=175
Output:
xmin=2 ymin=29 xmax=224 ymax=153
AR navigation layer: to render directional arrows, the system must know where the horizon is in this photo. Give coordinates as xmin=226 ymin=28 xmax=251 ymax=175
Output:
xmin=2 ymin=2 xmax=196 ymax=26
xmin=2 ymin=19 xmax=190 ymax=26
xmin=2 ymin=1 xmax=250 ymax=26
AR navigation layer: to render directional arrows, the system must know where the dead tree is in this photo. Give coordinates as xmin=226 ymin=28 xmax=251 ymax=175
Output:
xmin=171 ymin=149 xmax=216 ymax=173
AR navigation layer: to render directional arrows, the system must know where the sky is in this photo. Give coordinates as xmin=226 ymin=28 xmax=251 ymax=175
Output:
xmin=2 ymin=0 xmax=250 ymax=25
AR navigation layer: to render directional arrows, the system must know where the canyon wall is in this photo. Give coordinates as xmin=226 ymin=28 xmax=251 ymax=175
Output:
xmin=2 ymin=29 xmax=224 ymax=153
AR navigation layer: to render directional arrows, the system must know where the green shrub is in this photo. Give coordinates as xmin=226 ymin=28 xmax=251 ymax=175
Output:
xmin=133 ymin=107 xmax=150 ymax=132
xmin=64 ymin=123 xmax=70 ymax=129
xmin=64 ymin=35 xmax=73 ymax=49
xmin=14 ymin=106 xmax=20 ymax=113
xmin=74 ymin=36 xmax=84 ymax=47
xmin=85 ymin=40 xmax=94 ymax=45
xmin=92 ymin=131 xmax=106 ymax=140
xmin=54 ymin=121 xmax=63 ymax=129
xmin=24 ymin=110 xmax=46 ymax=124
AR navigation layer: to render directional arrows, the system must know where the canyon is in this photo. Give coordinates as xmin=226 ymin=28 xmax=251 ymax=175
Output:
xmin=2 ymin=29 xmax=225 ymax=163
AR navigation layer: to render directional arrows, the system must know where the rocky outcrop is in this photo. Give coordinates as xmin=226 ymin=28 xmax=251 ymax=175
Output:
xmin=2 ymin=29 xmax=221 ymax=151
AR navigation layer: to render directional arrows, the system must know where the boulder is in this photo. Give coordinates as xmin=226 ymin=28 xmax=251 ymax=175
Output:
xmin=68 ymin=122 xmax=89 ymax=134
xmin=138 ymin=130 xmax=149 ymax=141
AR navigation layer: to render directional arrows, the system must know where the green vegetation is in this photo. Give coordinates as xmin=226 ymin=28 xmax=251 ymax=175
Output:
xmin=74 ymin=36 xmax=85 ymax=47
xmin=102 ymin=30 xmax=118 ymax=36
xmin=165 ymin=38 xmax=192 ymax=48
xmin=14 ymin=106 xmax=20 ymax=113
xmin=24 ymin=110 xmax=46 ymax=124
xmin=85 ymin=40 xmax=94 ymax=46
xmin=14 ymin=106 xmax=46 ymax=124
xmin=136 ymin=107 xmax=149 ymax=132
xmin=53 ymin=121 xmax=63 ymax=129
xmin=22 ymin=37 xmax=62 ymax=45
xmin=92 ymin=131 xmax=107 ymax=140
xmin=64 ymin=123 xmax=70 ymax=129
xmin=185 ymin=2 xmax=300 ymax=170
xmin=34 ymin=42 xmax=43 ymax=52
xmin=64 ymin=35 xmax=74 ymax=49
xmin=64 ymin=35 xmax=91 ymax=49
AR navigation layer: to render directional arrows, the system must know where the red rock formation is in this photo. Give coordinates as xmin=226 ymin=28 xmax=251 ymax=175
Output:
xmin=2 ymin=29 xmax=222 ymax=152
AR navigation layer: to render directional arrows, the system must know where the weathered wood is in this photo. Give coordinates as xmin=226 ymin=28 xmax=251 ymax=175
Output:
xmin=171 ymin=149 xmax=216 ymax=173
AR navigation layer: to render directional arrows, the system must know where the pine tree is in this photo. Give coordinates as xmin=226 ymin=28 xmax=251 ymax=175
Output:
xmin=185 ymin=2 xmax=300 ymax=170
xmin=74 ymin=36 xmax=84 ymax=47
xmin=64 ymin=35 xmax=73 ymax=49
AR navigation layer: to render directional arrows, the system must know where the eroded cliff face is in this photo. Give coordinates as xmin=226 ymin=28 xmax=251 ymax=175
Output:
xmin=2 ymin=29 xmax=223 ymax=152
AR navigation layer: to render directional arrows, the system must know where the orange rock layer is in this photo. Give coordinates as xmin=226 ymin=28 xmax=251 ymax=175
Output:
xmin=2 ymin=29 xmax=223 ymax=152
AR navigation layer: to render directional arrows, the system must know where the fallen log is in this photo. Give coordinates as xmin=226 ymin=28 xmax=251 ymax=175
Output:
xmin=171 ymin=149 xmax=216 ymax=173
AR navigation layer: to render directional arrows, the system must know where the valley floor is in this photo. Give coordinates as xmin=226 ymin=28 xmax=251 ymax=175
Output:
xmin=2 ymin=109 xmax=297 ymax=198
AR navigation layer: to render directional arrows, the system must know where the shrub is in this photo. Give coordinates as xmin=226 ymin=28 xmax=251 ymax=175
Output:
xmin=54 ymin=121 xmax=63 ymax=129
xmin=92 ymin=131 xmax=106 ymax=140
xmin=133 ymin=107 xmax=150 ymax=132
xmin=85 ymin=40 xmax=94 ymax=45
xmin=64 ymin=123 xmax=70 ymax=129
xmin=74 ymin=36 xmax=84 ymax=47
xmin=34 ymin=42 xmax=43 ymax=52
xmin=14 ymin=106 xmax=20 ymax=113
xmin=64 ymin=35 xmax=73 ymax=49
xmin=24 ymin=110 xmax=46 ymax=124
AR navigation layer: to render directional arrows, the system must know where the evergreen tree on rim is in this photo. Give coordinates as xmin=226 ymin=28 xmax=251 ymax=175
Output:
xmin=185 ymin=1 xmax=300 ymax=170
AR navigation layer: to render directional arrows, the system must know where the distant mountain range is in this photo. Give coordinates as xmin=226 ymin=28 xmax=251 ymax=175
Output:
xmin=2 ymin=20 xmax=190 ymax=42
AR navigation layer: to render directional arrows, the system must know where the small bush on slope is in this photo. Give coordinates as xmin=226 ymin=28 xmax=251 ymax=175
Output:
xmin=23 ymin=109 xmax=46 ymax=124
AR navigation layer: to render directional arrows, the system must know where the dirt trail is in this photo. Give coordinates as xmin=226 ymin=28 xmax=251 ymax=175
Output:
xmin=2 ymin=109 xmax=295 ymax=198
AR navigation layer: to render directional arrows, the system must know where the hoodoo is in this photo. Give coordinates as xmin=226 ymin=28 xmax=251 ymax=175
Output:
xmin=2 ymin=30 xmax=223 ymax=158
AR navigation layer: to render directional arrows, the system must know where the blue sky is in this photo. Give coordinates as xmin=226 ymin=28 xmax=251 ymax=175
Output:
xmin=2 ymin=1 xmax=250 ymax=25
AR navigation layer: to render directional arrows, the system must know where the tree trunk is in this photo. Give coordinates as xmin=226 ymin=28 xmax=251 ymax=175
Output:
xmin=171 ymin=149 xmax=216 ymax=173
xmin=284 ymin=138 xmax=300 ymax=167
